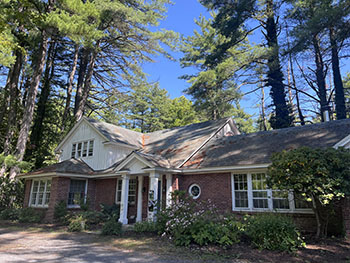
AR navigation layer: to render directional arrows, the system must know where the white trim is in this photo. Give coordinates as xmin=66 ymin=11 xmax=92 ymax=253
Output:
xmin=136 ymin=176 xmax=144 ymax=222
xmin=28 ymin=178 xmax=52 ymax=208
xmin=114 ymin=152 xmax=154 ymax=172
xmin=334 ymin=134 xmax=350 ymax=149
xmin=181 ymin=164 xmax=271 ymax=174
xmin=67 ymin=179 xmax=88 ymax=208
xmin=188 ymin=184 xmax=201 ymax=199
xmin=231 ymin=172 xmax=313 ymax=214
xmin=178 ymin=118 xmax=233 ymax=168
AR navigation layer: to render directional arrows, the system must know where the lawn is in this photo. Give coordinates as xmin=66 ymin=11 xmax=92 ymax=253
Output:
xmin=0 ymin=221 xmax=349 ymax=263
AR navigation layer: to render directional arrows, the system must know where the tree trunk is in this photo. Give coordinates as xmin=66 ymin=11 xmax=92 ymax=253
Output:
xmin=329 ymin=27 xmax=346 ymax=120
xmin=3 ymin=50 xmax=23 ymax=155
xmin=312 ymin=34 xmax=329 ymax=121
xmin=0 ymin=70 xmax=11 ymax=126
xmin=74 ymin=48 xmax=90 ymax=119
xmin=74 ymin=46 xmax=99 ymax=122
xmin=9 ymin=31 xmax=49 ymax=179
xmin=62 ymin=44 xmax=79 ymax=131
xmin=264 ymin=0 xmax=292 ymax=129
xmin=28 ymin=40 xmax=57 ymax=167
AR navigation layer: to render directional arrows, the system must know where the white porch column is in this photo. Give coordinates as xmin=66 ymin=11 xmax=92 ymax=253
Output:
xmin=136 ymin=176 xmax=144 ymax=222
xmin=148 ymin=171 xmax=160 ymax=221
xmin=166 ymin=174 xmax=173 ymax=207
xmin=119 ymin=174 xmax=130 ymax=225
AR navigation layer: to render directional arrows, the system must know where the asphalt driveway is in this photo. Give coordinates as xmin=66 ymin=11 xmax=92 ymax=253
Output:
xmin=0 ymin=227 xmax=194 ymax=263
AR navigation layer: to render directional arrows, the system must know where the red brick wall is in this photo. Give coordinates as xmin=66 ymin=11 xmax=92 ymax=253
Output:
xmin=94 ymin=178 xmax=117 ymax=210
xmin=87 ymin=179 xmax=96 ymax=210
xmin=23 ymin=179 xmax=32 ymax=208
xmin=179 ymin=173 xmax=232 ymax=212
xmin=45 ymin=177 xmax=70 ymax=222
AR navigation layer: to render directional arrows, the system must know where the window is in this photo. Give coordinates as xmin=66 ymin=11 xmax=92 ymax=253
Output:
xmin=233 ymin=174 xmax=248 ymax=208
xmin=68 ymin=180 xmax=87 ymax=207
xmin=82 ymin=142 xmax=88 ymax=157
xmin=116 ymin=179 xmax=137 ymax=204
xmin=252 ymin=173 xmax=268 ymax=209
xmin=232 ymin=173 xmax=312 ymax=212
xmin=30 ymin=179 xmax=51 ymax=207
xmin=71 ymin=140 xmax=94 ymax=158
xmin=189 ymin=184 xmax=201 ymax=199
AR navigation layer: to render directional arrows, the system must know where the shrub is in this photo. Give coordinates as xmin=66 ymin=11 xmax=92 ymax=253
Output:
xmin=0 ymin=208 xmax=19 ymax=220
xmin=67 ymin=215 xmax=86 ymax=232
xmin=54 ymin=200 xmax=68 ymax=223
xmin=100 ymin=203 xmax=120 ymax=220
xmin=0 ymin=177 xmax=24 ymax=210
xmin=82 ymin=210 xmax=107 ymax=228
xmin=245 ymin=214 xmax=305 ymax=252
xmin=18 ymin=208 xmax=44 ymax=223
xmin=101 ymin=218 xmax=122 ymax=236
xmin=159 ymin=191 xmax=243 ymax=247
xmin=133 ymin=221 xmax=158 ymax=233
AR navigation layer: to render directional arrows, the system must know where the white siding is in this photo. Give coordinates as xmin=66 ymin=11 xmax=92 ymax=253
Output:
xmin=125 ymin=159 xmax=149 ymax=174
xmin=58 ymin=121 xmax=133 ymax=170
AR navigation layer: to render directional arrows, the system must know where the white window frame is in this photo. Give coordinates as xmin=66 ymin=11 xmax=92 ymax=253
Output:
xmin=67 ymin=179 xmax=88 ymax=208
xmin=231 ymin=172 xmax=313 ymax=213
xmin=115 ymin=178 xmax=137 ymax=205
xmin=29 ymin=178 xmax=52 ymax=208
xmin=188 ymin=184 xmax=201 ymax=199
xmin=71 ymin=139 xmax=94 ymax=159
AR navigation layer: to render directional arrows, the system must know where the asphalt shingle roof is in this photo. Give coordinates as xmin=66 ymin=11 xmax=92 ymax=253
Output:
xmin=183 ymin=119 xmax=350 ymax=169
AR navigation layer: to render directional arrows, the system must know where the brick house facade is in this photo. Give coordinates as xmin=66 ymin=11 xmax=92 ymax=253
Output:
xmin=19 ymin=117 xmax=350 ymax=237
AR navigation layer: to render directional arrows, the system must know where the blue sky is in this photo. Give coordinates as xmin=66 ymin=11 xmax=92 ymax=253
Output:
xmin=143 ymin=0 xmax=261 ymax=117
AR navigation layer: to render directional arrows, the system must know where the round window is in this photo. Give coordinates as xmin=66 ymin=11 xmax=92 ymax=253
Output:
xmin=189 ymin=184 xmax=201 ymax=199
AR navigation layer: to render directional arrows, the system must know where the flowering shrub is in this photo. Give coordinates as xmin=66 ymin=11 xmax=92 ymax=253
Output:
xmin=157 ymin=191 xmax=243 ymax=247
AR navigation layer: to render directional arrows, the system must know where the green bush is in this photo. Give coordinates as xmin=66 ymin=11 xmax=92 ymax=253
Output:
xmin=100 ymin=203 xmax=120 ymax=220
xmin=82 ymin=210 xmax=108 ymax=228
xmin=245 ymin=214 xmax=305 ymax=252
xmin=0 ymin=208 xmax=19 ymax=220
xmin=67 ymin=215 xmax=86 ymax=232
xmin=133 ymin=221 xmax=158 ymax=233
xmin=159 ymin=191 xmax=243 ymax=247
xmin=18 ymin=208 xmax=44 ymax=223
xmin=101 ymin=218 xmax=122 ymax=236
xmin=54 ymin=200 xmax=68 ymax=223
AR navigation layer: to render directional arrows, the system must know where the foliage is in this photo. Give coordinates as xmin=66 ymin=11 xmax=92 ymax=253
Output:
xmin=18 ymin=208 xmax=44 ymax=223
xmin=100 ymin=203 xmax=120 ymax=220
xmin=101 ymin=218 xmax=122 ymax=236
xmin=0 ymin=176 xmax=24 ymax=211
xmin=133 ymin=221 xmax=158 ymax=233
xmin=81 ymin=210 xmax=108 ymax=228
xmin=0 ymin=208 xmax=19 ymax=220
xmin=158 ymin=191 xmax=243 ymax=247
xmin=67 ymin=215 xmax=86 ymax=232
xmin=268 ymin=147 xmax=350 ymax=237
xmin=245 ymin=214 xmax=304 ymax=252
xmin=54 ymin=200 xmax=68 ymax=223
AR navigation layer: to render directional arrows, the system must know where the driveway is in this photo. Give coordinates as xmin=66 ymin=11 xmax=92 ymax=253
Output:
xmin=0 ymin=227 xmax=199 ymax=263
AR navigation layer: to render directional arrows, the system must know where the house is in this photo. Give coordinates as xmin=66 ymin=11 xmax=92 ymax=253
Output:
xmin=19 ymin=117 xmax=350 ymax=236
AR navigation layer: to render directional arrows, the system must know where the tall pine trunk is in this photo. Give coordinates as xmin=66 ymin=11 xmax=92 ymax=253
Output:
xmin=264 ymin=0 xmax=292 ymax=129
xmin=312 ymin=34 xmax=329 ymax=121
xmin=74 ymin=45 xmax=99 ymax=122
xmin=9 ymin=31 xmax=50 ymax=179
xmin=329 ymin=27 xmax=346 ymax=119
xmin=74 ymin=48 xmax=90 ymax=120
xmin=28 ymin=40 xmax=57 ymax=168
xmin=62 ymin=44 xmax=79 ymax=131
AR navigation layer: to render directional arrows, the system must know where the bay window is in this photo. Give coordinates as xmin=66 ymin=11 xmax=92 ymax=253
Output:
xmin=30 ymin=179 xmax=51 ymax=207
xmin=231 ymin=173 xmax=312 ymax=212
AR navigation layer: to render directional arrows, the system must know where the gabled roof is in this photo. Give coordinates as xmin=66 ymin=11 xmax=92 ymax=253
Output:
xmin=86 ymin=118 xmax=143 ymax=149
xmin=20 ymin=158 xmax=95 ymax=177
xmin=183 ymin=118 xmax=350 ymax=169
xmin=142 ymin=117 xmax=239 ymax=168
